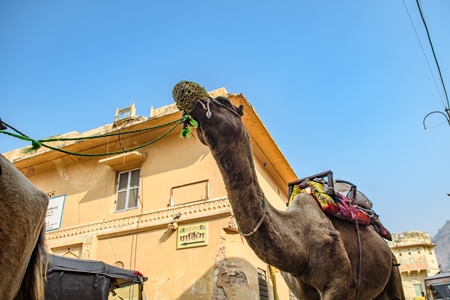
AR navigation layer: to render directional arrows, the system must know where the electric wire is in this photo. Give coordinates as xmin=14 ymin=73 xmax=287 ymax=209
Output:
xmin=403 ymin=0 xmax=450 ymax=128
xmin=415 ymin=0 xmax=449 ymax=107
xmin=402 ymin=0 xmax=445 ymax=106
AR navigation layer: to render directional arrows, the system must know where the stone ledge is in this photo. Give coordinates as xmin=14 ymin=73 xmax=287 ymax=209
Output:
xmin=46 ymin=197 xmax=231 ymax=241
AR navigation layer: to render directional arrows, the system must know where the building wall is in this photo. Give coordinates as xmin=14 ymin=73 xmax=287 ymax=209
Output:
xmin=5 ymin=97 xmax=296 ymax=299
xmin=388 ymin=231 xmax=440 ymax=300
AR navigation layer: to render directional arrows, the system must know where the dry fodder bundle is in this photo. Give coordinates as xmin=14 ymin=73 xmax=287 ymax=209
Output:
xmin=172 ymin=80 xmax=209 ymax=112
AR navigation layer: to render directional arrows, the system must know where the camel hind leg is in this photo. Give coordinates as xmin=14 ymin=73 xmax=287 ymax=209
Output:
xmin=282 ymin=274 xmax=351 ymax=300
xmin=14 ymin=225 xmax=48 ymax=300
xmin=321 ymin=279 xmax=352 ymax=300
xmin=373 ymin=256 xmax=405 ymax=300
xmin=281 ymin=272 xmax=321 ymax=300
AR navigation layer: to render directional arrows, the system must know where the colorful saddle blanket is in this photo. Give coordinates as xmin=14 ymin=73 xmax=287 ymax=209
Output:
xmin=288 ymin=179 xmax=391 ymax=240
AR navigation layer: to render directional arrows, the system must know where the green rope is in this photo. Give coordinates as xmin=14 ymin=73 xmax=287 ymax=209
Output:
xmin=0 ymin=115 xmax=197 ymax=157
xmin=41 ymin=118 xmax=185 ymax=142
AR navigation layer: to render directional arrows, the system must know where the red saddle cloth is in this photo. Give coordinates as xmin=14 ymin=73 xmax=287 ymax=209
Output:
xmin=289 ymin=179 xmax=392 ymax=240
xmin=335 ymin=193 xmax=371 ymax=226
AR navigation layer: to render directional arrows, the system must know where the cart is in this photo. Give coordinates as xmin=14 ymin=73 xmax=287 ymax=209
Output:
xmin=45 ymin=254 xmax=147 ymax=300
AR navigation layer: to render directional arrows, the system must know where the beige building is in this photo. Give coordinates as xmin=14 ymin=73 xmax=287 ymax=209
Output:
xmin=388 ymin=231 xmax=440 ymax=300
xmin=4 ymin=89 xmax=298 ymax=299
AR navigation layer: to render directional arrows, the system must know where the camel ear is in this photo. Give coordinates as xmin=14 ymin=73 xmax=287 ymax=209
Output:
xmin=237 ymin=104 xmax=244 ymax=116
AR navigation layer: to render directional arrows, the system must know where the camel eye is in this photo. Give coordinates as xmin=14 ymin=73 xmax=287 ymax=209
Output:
xmin=216 ymin=97 xmax=231 ymax=106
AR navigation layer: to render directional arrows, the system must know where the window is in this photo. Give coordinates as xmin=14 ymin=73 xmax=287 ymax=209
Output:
xmin=413 ymin=283 xmax=423 ymax=297
xmin=257 ymin=269 xmax=268 ymax=300
xmin=409 ymin=258 xmax=415 ymax=264
xmin=115 ymin=169 xmax=141 ymax=212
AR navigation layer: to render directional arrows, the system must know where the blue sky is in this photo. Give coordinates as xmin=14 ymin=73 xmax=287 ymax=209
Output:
xmin=1 ymin=1 xmax=449 ymax=237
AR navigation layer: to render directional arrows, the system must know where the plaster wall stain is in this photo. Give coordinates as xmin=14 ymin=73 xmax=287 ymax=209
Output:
xmin=213 ymin=240 xmax=251 ymax=300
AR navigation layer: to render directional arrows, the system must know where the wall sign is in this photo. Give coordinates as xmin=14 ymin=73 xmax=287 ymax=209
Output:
xmin=177 ymin=222 xmax=208 ymax=249
xmin=46 ymin=195 xmax=66 ymax=231
xmin=425 ymin=277 xmax=450 ymax=285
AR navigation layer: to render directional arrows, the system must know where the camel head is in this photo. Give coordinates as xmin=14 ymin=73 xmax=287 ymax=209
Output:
xmin=172 ymin=81 xmax=245 ymax=149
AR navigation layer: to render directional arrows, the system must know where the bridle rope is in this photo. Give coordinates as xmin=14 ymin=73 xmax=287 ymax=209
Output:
xmin=193 ymin=97 xmax=242 ymax=119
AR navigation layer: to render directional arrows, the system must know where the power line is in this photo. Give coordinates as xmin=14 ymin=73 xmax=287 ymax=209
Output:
xmin=402 ymin=0 xmax=445 ymax=106
xmin=415 ymin=0 xmax=449 ymax=108
xmin=402 ymin=0 xmax=450 ymax=129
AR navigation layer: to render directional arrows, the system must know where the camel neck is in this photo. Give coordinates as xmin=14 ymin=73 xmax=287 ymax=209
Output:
xmin=209 ymin=132 xmax=266 ymax=228
xmin=206 ymin=130 xmax=307 ymax=273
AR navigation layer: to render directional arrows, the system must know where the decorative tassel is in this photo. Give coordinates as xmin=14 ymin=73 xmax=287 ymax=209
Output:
xmin=24 ymin=140 xmax=42 ymax=153
xmin=180 ymin=127 xmax=192 ymax=138
xmin=180 ymin=115 xmax=198 ymax=139
xmin=188 ymin=118 xmax=198 ymax=128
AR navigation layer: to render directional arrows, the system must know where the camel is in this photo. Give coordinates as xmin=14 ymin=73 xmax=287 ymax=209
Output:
xmin=172 ymin=81 xmax=405 ymax=300
xmin=0 ymin=154 xmax=48 ymax=300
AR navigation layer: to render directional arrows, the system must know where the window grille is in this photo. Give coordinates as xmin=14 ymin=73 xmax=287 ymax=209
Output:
xmin=257 ymin=269 xmax=269 ymax=300
xmin=115 ymin=168 xmax=140 ymax=212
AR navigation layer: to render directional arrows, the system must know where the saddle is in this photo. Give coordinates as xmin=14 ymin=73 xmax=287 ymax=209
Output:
xmin=288 ymin=174 xmax=392 ymax=241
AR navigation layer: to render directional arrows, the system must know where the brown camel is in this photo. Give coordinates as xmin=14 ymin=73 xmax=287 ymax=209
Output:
xmin=0 ymin=154 xmax=48 ymax=300
xmin=173 ymin=81 xmax=405 ymax=300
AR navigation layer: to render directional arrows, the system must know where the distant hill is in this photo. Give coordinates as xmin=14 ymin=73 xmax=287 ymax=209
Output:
xmin=433 ymin=220 xmax=450 ymax=273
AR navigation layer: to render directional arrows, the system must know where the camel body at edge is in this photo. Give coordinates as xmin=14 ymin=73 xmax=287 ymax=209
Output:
xmin=0 ymin=154 xmax=48 ymax=300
